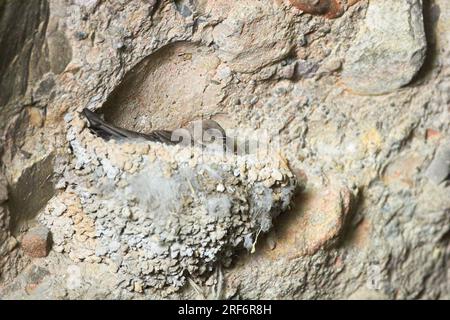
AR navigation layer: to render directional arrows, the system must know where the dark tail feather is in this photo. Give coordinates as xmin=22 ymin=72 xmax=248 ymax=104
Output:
xmin=81 ymin=108 xmax=177 ymax=144
xmin=82 ymin=108 xmax=135 ymax=140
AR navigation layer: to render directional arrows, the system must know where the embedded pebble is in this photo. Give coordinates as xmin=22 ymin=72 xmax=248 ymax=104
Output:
xmin=425 ymin=142 xmax=450 ymax=185
xmin=21 ymin=225 xmax=51 ymax=258
xmin=342 ymin=0 xmax=427 ymax=95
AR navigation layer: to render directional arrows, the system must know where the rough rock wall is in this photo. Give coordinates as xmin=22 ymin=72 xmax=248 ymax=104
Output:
xmin=0 ymin=0 xmax=449 ymax=299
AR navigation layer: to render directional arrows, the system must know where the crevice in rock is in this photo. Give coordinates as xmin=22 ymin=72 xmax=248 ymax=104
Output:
xmin=99 ymin=41 xmax=223 ymax=133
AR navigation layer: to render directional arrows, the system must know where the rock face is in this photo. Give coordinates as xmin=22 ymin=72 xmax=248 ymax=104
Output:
xmin=342 ymin=0 xmax=427 ymax=95
xmin=0 ymin=0 xmax=50 ymax=107
xmin=0 ymin=0 xmax=449 ymax=300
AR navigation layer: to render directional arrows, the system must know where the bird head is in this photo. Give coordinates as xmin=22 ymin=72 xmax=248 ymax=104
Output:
xmin=169 ymin=119 xmax=227 ymax=151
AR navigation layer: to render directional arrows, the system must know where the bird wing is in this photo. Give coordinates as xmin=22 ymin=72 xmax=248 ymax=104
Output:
xmin=145 ymin=130 xmax=178 ymax=145
xmin=82 ymin=108 xmax=177 ymax=144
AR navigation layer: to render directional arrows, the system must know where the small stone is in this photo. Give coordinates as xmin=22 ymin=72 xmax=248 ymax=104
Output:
xmin=271 ymin=169 xmax=283 ymax=181
xmin=216 ymin=64 xmax=232 ymax=80
xmin=278 ymin=63 xmax=296 ymax=79
xmin=205 ymin=275 xmax=216 ymax=286
xmin=216 ymin=184 xmax=226 ymax=192
xmin=75 ymin=31 xmax=88 ymax=41
xmin=294 ymin=59 xmax=319 ymax=79
xmin=266 ymin=233 xmax=277 ymax=250
xmin=54 ymin=245 xmax=64 ymax=253
xmin=28 ymin=107 xmax=44 ymax=127
xmin=124 ymin=161 xmax=133 ymax=171
xmin=263 ymin=178 xmax=275 ymax=188
xmin=7 ymin=237 xmax=18 ymax=252
xmin=249 ymin=96 xmax=259 ymax=106
xmin=289 ymin=0 xmax=344 ymax=19
xmin=95 ymin=245 xmax=108 ymax=257
xmin=248 ymin=169 xmax=258 ymax=182
xmin=109 ymin=240 xmax=121 ymax=253
xmin=64 ymin=113 xmax=73 ymax=123
xmin=425 ymin=143 xmax=450 ymax=185
xmin=55 ymin=178 xmax=68 ymax=190
xmin=318 ymin=58 xmax=342 ymax=74
xmin=114 ymin=41 xmax=126 ymax=50
xmin=134 ymin=281 xmax=144 ymax=293
xmin=52 ymin=201 xmax=67 ymax=217
xmin=121 ymin=207 xmax=132 ymax=219
xmin=22 ymin=226 xmax=51 ymax=258
xmin=25 ymin=283 xmax=39 ymax=294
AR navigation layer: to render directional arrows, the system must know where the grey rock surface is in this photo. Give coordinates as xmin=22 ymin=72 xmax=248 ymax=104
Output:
xmin=210 ymin=0 xmax=294 ymax=73
xmin=342 ymin=0 xmax=427 ymax=95
xmin=0 ymin=0 xmax=449 ymax=300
